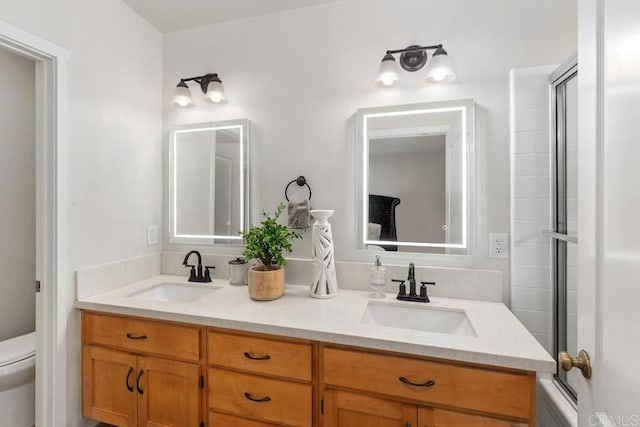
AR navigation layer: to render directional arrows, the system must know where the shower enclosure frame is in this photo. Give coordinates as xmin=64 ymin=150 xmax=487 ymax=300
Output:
xmin=549 ymin=54 xmax=578 ymax=403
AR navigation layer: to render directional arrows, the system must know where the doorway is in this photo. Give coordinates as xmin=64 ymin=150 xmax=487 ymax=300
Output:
xmin=0 ymin=19 xmax=69 ymax=427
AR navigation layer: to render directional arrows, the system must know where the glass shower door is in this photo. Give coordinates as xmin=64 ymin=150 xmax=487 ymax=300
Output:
xmin=550 ymin=60 xmax=578 ymax=401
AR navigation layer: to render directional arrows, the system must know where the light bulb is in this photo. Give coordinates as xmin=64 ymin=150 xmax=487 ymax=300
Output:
xmin=205 ymin=80 xmax=227 ymax=104
xmin=431 ymin=70 xmax=448 ymax=82
xmin=375 ymin=53 xmax=400 ymax=87
xmin=171 ymin=82 xmax=194 ymax=108
xmin=425 ymin=47 xmax=456 ymax=83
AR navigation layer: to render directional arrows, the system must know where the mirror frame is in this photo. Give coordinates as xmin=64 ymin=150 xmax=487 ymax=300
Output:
xmin=356 ymin=99 xmax=475 ymax=254
xmin=169 ymin=119 xmax=251 ymax=245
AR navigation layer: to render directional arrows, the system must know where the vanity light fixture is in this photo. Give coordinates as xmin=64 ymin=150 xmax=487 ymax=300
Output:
xmin=375 ymin=44 xmax=456 ymax=87
xmin=171 ymin=73 xmax=227 ymax=107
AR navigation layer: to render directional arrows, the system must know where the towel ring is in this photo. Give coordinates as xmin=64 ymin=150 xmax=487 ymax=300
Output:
xmin=285 ymin=176 xmax=312 ymax=202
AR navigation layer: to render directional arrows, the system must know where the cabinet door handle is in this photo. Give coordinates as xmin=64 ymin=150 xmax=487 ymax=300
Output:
xmin=126 ymin=332 xmax=147 ymax=340
xmin=243 ymin=352 xmax=271 ymax=361
xmin=244 ymin=392 xmax=271 ymax=402
xmin=399 ymin=376 xmax=436 ymax=387
xmin=136 ymin=369 xmax=144 ymax=394
xmin=406 ymin=423 xmax=412 ymax=427
xmin=125 ymin=367 xmax=134 ymax=392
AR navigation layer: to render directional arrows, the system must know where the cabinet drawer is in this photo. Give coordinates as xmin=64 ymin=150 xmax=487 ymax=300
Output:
xmin=82 ymin=312 xmax=201 ymax=362
xmin=322 ymin=347 xmax=533 ymax=420
xmin=209 ymin=368 xmax=312 ymax=426
xmin=208 ymin=330 xmax=312 ymax=381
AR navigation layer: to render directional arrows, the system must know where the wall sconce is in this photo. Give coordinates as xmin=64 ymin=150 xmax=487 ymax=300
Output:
xmin=376 ymin=44 xmax=456 ymax=87
xmin=171 ymin=73 xmax=227 ymax=108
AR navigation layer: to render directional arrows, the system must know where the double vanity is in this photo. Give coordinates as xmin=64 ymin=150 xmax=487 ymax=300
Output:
xmin=77 ymin=274 xmax=554 ymax=427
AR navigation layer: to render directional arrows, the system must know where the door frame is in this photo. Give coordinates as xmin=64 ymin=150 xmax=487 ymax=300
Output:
xmin=0 ymin=19 xmax=69 ymax=427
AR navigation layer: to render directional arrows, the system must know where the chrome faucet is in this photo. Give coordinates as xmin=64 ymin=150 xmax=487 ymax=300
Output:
xmin=393 ymin=262 xmax=436 ymax=303
xmin=182 ymin=250 xmax=215 ymax=283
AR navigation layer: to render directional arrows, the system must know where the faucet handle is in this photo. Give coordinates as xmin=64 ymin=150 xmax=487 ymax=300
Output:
xmin=203 ymin=266 xmax=215 ymax=282
xmin=419 ymin=281 xmax=436 ymax=302
xmin=392 ymin=279 xmax=407 ymax=296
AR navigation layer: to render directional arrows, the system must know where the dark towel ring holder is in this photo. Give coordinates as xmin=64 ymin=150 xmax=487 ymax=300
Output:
xmin=285 ymin=176 xmax=312 ymax=202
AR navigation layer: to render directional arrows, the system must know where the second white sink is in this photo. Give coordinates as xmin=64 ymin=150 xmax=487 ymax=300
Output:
xmin=128 ymin=282 xmax=220 ymax=304
xmin=362 ymin=301 xmax=477 ymax=337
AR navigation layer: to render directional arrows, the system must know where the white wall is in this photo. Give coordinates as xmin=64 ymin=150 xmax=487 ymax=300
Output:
xmin=163 ymin=0 xmax=577 ymax=301
xmin=0 ymin=1 xmax=163 ymax=425
xmin=0 ymin=48 xmax=35 ymax=341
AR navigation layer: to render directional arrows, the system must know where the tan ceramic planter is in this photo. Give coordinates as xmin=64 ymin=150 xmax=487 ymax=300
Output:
xmin=248 ymin=265 xmax=285 ymax=301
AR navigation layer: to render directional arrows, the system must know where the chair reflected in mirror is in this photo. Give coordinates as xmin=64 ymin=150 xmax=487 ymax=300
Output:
xmin=368 ymin=194 xmax=401 ymax=251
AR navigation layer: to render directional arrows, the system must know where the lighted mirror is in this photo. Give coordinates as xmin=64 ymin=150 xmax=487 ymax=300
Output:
xmin=169 ymin=119 xmax=250 ymax=245
xmin=357 ymin=100 xmax=475 ymax=254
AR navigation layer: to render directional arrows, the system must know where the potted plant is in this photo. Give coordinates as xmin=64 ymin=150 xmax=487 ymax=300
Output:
xmin=239 ymin=203 xmax=302 ymax=300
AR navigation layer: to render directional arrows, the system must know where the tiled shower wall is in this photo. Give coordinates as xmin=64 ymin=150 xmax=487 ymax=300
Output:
xmin=509 ymin=64 xmax=557 ymax=355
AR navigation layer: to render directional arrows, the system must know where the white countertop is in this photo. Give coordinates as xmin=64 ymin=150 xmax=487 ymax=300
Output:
xmin=76 ymin=275 xmax=555 ymax=373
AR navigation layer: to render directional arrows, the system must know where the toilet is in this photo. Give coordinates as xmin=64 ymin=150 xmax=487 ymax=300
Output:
xmin=0 ymin=332 xmax=35 ymax=427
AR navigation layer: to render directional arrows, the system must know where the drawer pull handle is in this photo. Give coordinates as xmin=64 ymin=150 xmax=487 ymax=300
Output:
xmin=125 ymin=367 xmax=134 ymax=392
xmin=244 ymin=392 xmax=271 ymax=403
xmin=126 ymin=333 xmax=147 ymax=340
xmin=136 ymin=369 xmax=144 ymax=394
xmin=399 ymin=376 xmax=436 ymax=387
xmin=243 ymin=352 xmax=271 ymax=361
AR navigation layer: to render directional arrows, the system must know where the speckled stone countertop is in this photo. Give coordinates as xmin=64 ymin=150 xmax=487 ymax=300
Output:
xmin=76 ymin=275 xmax=555 ymax=373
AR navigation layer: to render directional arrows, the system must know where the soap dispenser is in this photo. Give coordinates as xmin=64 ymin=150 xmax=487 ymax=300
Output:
xmin=370 ymin=255 xmax=386 ymax=298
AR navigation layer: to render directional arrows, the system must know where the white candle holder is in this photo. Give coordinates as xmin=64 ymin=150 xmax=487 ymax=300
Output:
xmin=309 ymin=210 xmax=338 ymax=299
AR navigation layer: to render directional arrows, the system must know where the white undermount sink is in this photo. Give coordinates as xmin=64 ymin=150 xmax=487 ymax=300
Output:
xmin=361 ymin=301 xmax=477 ymax=337
xmin=128 ymin=282 xmax=220 ymax=303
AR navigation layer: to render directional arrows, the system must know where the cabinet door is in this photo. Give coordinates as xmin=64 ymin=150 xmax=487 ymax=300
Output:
xmin=209 ymin=411 xmax=282 ymax=426
xmin=418 ymin=407 xmax=529 ymax=427
xmin=82 ymin=346 xmax=137 ymax=427
xmin=324 ymin=389 xmax=416 ymax=427
xmin=137 ymin=356 xmax=201 ymax=427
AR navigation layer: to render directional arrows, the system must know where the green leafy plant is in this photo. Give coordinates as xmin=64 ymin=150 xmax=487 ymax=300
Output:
xmin=239 ymin=203 xmax=302 ymax=270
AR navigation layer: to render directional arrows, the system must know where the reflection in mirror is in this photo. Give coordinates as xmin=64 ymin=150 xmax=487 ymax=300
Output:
xmin=357 ymin=100 xmax=474 ymax=254
xmin=170 ymin=119 xmax=250 ymax=245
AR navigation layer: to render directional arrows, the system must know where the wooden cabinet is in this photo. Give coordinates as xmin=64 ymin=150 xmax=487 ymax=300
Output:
xmin=321 ymin=346 xmax=536 ymax=427
xmin=82 ymin=346 xmax=137 ymax=427
xmin=322 ymin=390 xmax=527 ymax=427
xmin=81 ymin=311 xmax=537 ymax=427
xmin=207 ymin=330 xmax=315 ymax=426
xmin=323 ymin=389 xmax=416 ymax=427
xmin=81 ymin=312 xmax=205 ymax=427
xmin=137 ymin=356 xmax=201 ymax=427
xmin=418 ymin=407 xmax=528 ymax=427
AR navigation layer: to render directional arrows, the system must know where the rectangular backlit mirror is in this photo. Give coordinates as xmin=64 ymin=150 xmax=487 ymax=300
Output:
xmin=169 ymin=119 xmax=250 ymax=245
xmin=357 ymin=100 xmax=475 ymax=254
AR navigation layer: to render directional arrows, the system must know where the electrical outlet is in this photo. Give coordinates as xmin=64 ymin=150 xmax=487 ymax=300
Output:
xmin=147 ymin=225 xmax=158 ymax=246
xmin=490 ymin=233 xmax=509 ymax=258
